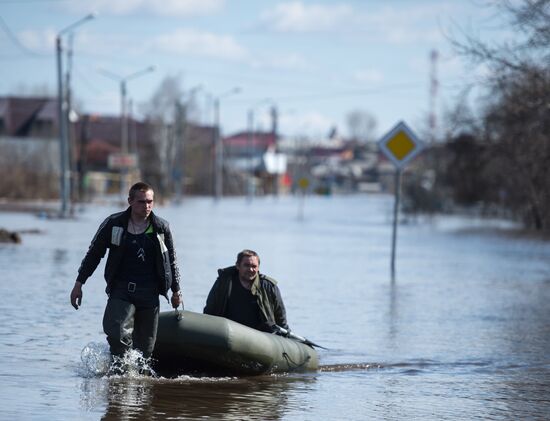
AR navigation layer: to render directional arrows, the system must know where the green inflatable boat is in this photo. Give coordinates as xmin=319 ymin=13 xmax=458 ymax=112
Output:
xmin=153 ymin=310 xmax=319 ymax=376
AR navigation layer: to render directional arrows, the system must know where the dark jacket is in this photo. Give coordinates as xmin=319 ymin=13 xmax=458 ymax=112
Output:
xmin=203 ymin=266 xmax=289 ymax=332
xmin=76 ymin=207 xmax=181 ymax=299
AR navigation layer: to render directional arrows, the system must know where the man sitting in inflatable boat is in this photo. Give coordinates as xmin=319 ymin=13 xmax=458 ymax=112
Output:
xmin=204 ymin=249 xmax=289 ymax=333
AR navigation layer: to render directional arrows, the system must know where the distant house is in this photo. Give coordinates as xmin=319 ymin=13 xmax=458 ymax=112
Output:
xmin=221 ymin=130 xmax=291 ymax=195
xmin=74 ymin=114 xmax=151 ymax=171
xmin=0 ymin=96 xmax=60 ymax=198
xmin=0 ymin=95 xmax=234 ymax=198
xmin=223 ymin=130 xmax=277 ymax=172
xmin=0 ymin=96 xmax=58 ymax=137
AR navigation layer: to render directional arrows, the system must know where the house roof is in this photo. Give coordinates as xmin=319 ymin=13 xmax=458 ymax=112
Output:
xmin=224 ymin=131 xmax=277 ymax=148
xmin=36 ymin=99 xmax=57 ymax=121
xmin=0 ymin=96 xmax=57 ymax=136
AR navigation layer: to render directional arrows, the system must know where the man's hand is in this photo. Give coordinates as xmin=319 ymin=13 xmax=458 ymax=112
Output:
xmin=70 ymin=282 xmax=83 ymax=310
xmin=171 ymin=291 xmax=183 ymax=309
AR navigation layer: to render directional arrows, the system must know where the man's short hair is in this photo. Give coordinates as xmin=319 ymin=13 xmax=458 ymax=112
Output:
xmin=128 ymin=182 xmax=154 ymax=200
xmin=236 ymin=249 xmax=260 ymax=265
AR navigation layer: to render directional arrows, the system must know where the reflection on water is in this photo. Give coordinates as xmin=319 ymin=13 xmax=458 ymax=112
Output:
xmin=77 ymin=339 xmax=318 ymax=420
xmin=1 ymin=195 xmax=550 ymax=420
xmin=78 ymin=374 xmax=317 ymax=420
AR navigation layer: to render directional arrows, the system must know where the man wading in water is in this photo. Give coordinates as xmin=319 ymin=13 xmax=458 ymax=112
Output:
xmin=70 ymin=182 xmax=183 ymax=374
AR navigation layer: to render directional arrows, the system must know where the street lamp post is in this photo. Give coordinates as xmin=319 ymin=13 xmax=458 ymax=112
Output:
xmin=100 ymin=66 xmax=155 ymax=197
xmin=100 ymin=66 xmax=155 ymax=155
xmin=247 ymin=108 xmax=254 ymax=201
xmin=56 ymin=13 xmax=95 ymax=218
xmin=213 ymin=87 xmax=241 ymax=201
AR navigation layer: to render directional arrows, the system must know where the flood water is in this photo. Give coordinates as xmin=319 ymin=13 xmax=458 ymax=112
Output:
xmin=1 ymin=194 xmax=549 ymax=420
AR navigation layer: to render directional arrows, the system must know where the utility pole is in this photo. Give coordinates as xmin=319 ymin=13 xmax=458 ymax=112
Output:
xmin=214 ymin=97 xmax=222 ymax=200
xmin=56 ymin=36 xmax=68 ymax=217
xmin=100 ymin=66 xmax=155 ymax=199
xmin=173 ymin=100 xmax=186 ymax=204
xmin=247 ymin=108 xmax=254 ymax=201
xmin=77 ymin=114 xmax=90 ymax=202
xmin=55 ymin=13 xmax=95 ymax=218
xmin=65 ymin=33 xmax=77 ymax=206
xmin=271 ymin=105 xmax=279 ymax=196
xmin=429 ymin=49 xmax=439 ymax=144
xmin=128 ymin=99 xmax=138 ymax=155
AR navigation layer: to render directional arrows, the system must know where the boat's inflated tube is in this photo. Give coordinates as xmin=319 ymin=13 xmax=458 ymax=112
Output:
xmin=153 ymin=310 xmax=319 ymax=375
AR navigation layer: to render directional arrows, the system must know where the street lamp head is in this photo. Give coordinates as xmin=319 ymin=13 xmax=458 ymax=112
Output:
xmin=190 ymin=84 xmax=203 ymax=94
xmin=127 ymin=65 xmax=156 ymax=81
xmin=99 ymin=65 xmax=155 ymax=83
xmin=97 ymin=67 xmax=121 ymax=82
xmin=217 ymin=86 xmax=242 ymax=100
xmin=249 ymin=97 xmax=275 ymax=113
xmin=58 ymin=13 xmax=97 ymax=37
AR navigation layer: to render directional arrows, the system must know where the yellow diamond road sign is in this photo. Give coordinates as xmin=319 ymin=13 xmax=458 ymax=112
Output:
xmin=378 ymin=121 xmax=424 ymax=169
xmin=298 ymin=177 xmax=309 ymax=190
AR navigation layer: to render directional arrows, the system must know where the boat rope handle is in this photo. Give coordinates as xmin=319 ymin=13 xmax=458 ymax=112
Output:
xmin=282 ymin=352 xmax=310 ymax=371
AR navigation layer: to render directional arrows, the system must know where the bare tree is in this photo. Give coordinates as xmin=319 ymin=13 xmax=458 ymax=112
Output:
xmin=140 ymin=75 xmax=184 ymax=124
xmin=450 ymin=1 xmax=549 ymax=71
xmin=454 ymin=0 xmax=550 ymax=231
xmin=140 ymin=75 xmax=212 ymax=197
xmin=407 ymin=0 xmax=550 ymax=231
xmin=139 ymin=75 xmax=184 ymax=196
xmin=481 ymin=66 xmax=550 ymax=230
xmin=346 ymin=109 xmax=377 ymax=143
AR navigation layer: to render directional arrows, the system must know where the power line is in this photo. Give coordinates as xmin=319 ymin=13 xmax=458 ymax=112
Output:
xmin=0 ymin=15 xmax=47 ymax=57
xmin=226 ymin=82 xmax=424 ymax=106
xmin=0 ymin=0 xmax=68 ymax=3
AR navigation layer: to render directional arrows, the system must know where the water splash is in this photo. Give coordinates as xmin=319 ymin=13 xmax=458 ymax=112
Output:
xmin=80 ymin=342 xmax=111 ymax=377
xmin=79 ymin=342 xmax=156 ymax=378
xmin=108 ymin=349 xmax=156 ymax=377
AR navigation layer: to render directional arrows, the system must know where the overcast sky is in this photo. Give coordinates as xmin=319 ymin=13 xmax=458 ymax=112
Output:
xmin=1 ymin=0 xmax=512 ymax=139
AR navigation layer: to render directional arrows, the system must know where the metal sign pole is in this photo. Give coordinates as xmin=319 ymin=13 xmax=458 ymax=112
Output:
xmin=378 ymin=120 xmax=424 ymax=281
xmin=390 ymin=168 xmax=402 ymax=281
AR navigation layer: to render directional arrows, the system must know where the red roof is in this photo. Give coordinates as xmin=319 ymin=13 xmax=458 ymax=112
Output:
xmin=224 ymin=131 xmax=276 ymax=148
xmin=86 ymin=138 xmax=120 ymax=164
